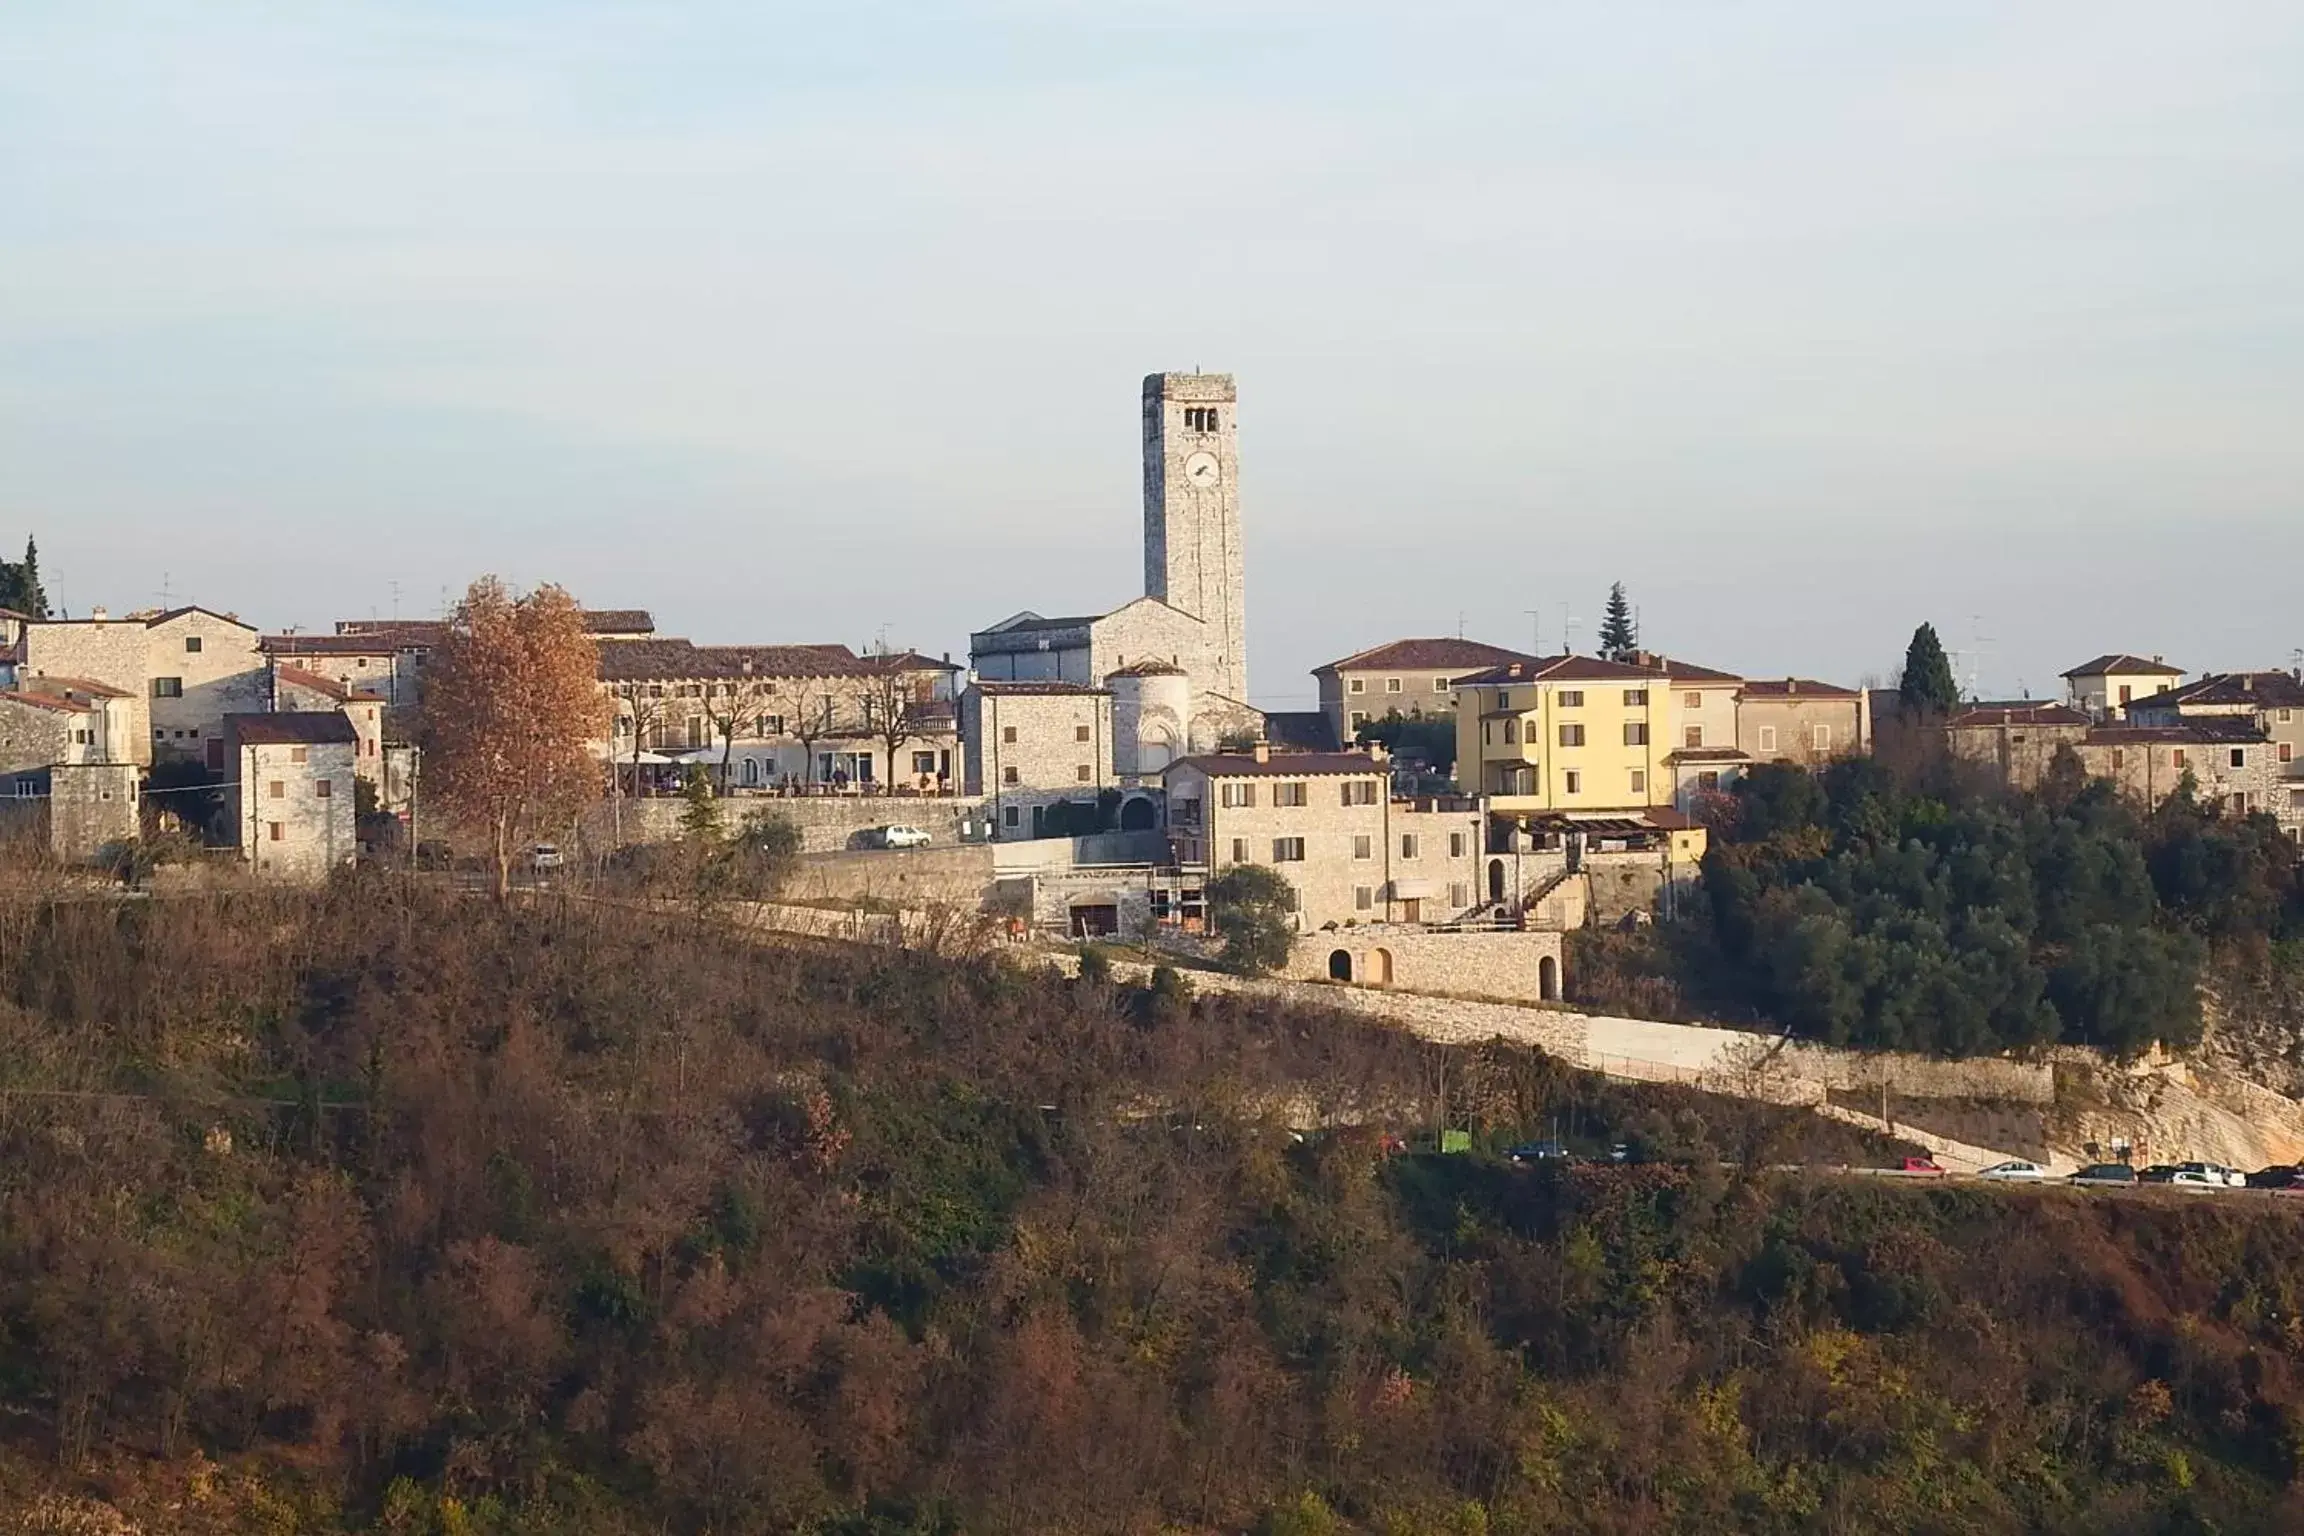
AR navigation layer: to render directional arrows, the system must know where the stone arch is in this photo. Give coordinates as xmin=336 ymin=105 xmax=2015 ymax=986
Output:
xmin=1118 ymin=794 xmax=1159 ymax=832
xmin=1539 ymin=954 xmax=1561 ymax=1002
xmin=1371 ymin=948 xmax=1394 ymax=987
xmin=1488 ymin=858 xmax=1507 ymax=905
xmin=1328 ymin=949 xmax=1353 ymax=982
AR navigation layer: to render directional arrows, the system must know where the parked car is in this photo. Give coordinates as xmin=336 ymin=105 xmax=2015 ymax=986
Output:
xmin=2140 ymin=1164 xmax=2221 ymax=1190
xmin=531 ymin=843 xmax=565 ymax=872
xmin=2069 ymin=1163 xmax=2138 ymax=1187
xmin=1507 ymin=1140 xmax=1572 ymax=1165
xmin=2247 ymin=1165 xmax=2304 ymax=1191
xmin=1899 ymin=1155 xmax=1946 ymax=1176
xmin=1978 ymin=1159 xmax=2048 ymax=1182
xmin=1608 ymin=1143 xmax=1633 ymax=1164
xmin=2135 ymin=1164 xmax=2180 ymax=1184
xmin=2180 ymin=1161 xmax=2247 ymax=1188
xmin=875 ymin=824 xmax=931 ymax=849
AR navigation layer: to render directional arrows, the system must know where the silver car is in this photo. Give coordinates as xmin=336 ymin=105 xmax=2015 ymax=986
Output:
xmin=1978 ymin=1160 xmax=2048 ymax=1182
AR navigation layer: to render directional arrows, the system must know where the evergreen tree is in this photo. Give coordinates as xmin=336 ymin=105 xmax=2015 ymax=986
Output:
xmin=0 ymin=536 xmax=46 ymax=618
xmin=1898 ymin=622 xmax=1961 ymax=717
xmin=1597 ymin=581 xmax=1637 ymax=660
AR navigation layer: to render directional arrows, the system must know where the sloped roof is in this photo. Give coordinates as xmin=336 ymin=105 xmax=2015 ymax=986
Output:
xmin=2087 ymin=719 xmax=2268 ymax=746
xmin=1106 ymin=658 xmax=1188 ymax=678
xmin=2063 ymin=653 xmax=2181 ymax=678
xmin=0 ymin=689 xmax=95 ymax=715
xmin=967 ymin=680 xmax=1110 ymax=696
xmin=227 ymin=711 xmax=359 ymax=746
xmin=2131 ymin=672 xmax=2304 ymax=712
xmin=1739 ymin=678 xmax=1858 ymax=700
xmin=21 ymin=674 xmax=130 ymax=700
xmin=273 ymin=663 xmax=354 ymax=701
xmin=597 ymin=639 xmax=867 ymax=682
xmin=1947 ymin=703 xmax=2092 ymax=729
xmin=1167 ymin=751 xmax=1384 ymax=779
xmin=1454 ymin=653 xmax=1664 ymax=686
xmin=1317 ymin=637 xmax=1535 ymax=675
xmin=263 ymin=633 xmax=416 ymax=656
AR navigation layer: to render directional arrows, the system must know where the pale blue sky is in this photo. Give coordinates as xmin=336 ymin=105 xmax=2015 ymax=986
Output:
xmin=5 ymin=2 xmax=2301 ymax=707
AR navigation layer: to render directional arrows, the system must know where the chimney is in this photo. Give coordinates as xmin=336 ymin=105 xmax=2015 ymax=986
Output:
xmin=90 ymin=606 xmax=107 ymax=621
xmin=1368 ymin=742 xmax=1390 ymax=765
xmin=1786 ymin=677 xmax=1798 ymax=695
xmin=1251 ymin=742 xmax=1270 ymax=764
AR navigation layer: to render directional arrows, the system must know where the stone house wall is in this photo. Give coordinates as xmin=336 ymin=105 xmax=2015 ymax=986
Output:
xmin=22 ymin=620 xmax=153 ymax=763
xmin=236 ymin=740 xmax=357 ymax=883
xmin=0 ymin=695 xmax=81 ymax=774
xmin=1738 ymin=693 xmax=1863 ymax=765
xmin=1167 ymin=759 xmax=1391 ymax=930
xmin=48 ymin=762 xmax=139 ymax=863
xmin=1285 ymin=927 xmax=1567 ymax=1003
xmin=961 ymin=686 xmax=1115 ymax=838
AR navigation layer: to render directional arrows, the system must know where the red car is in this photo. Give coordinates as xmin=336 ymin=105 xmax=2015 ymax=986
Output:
xmin=1900 ymin=1155 xmax=1947 ymax=1176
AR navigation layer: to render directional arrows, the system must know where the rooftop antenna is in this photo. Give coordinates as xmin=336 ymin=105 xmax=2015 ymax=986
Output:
xmin=155 ymin=570 xmax=176 ymax=608
xmin=390 ymin=580 xmax=401 ymax=621
xmin=1561 ymin=606 xmax=1582 ymax=655
xmin=1456 ymin=610 xmax=1467 ymax=639
xmin=1525 ymin=608 xmax=1540 ymax=655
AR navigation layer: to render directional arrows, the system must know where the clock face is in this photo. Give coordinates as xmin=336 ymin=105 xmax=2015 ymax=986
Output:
xmin=1184 ymin=451 xmax=1221 ymax=489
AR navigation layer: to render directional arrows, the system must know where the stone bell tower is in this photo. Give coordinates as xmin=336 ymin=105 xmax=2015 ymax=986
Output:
xmin=1141 ymin=372 xmax=1246 ymax=702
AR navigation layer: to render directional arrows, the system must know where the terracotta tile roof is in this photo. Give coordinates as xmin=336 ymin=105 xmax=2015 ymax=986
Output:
xmin=142 ymin=605 xmax=255 ymax=630
xmin=1947 ymin=703 xmax=2092 ymax=729
xmin=579 ymin=609 xmax=655 ymax=634
xmin=1105 ymin=658 xmax=1189 ymax=678
xmin=863 ymin=650 xmax=962 ymax=673
xmin=2087 ymin=720 xmax=2267 ymax=746
xmin=1166 ymin=751 xmax=1384 ymax=779
xmin=1317 ymin=637 xmax=1536 ymax=674
xmin=0 ymin=689 xmax=96 ymax=715
xmin=1455 ymin=653 xmax=1665 ymax=686
xmin=2132 ymin=672 xmax=2304 ymax=711
xmin=1738 ymin=678 xmax=1858 ymax=700
xmin=21 ymin=675 xmax=130 ymax=700
xmin=226 ymin=711 xmax=359 ymax=746
xmin=263 ymin=634 xmax=415 ymax=656
xmin=1665 ymin=747 xmax=1753 ymax=763
xmin=273 ymin=663 xmax=354 ymax=701
xmin=597 ymin=639 xmax=868 ymax=682
xmin=2063 ymin=653 xmax=2181 ymax=678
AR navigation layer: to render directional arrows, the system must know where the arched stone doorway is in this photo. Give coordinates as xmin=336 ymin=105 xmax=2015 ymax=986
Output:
xmin=1539 ymin=954 xmax=1561 ymax=1002
xmin=1328 ymin=949 xmax=1353 ymax=982
xmin=1119 ymin=795 xmax=1158 ymax=832
xmin=1488 ymin=859 xmax=1507 ymax=904
xmin=1371 ymin=949 xmax=1394 ymax=987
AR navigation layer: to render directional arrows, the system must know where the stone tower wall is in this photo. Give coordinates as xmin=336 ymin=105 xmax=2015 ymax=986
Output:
xmin=1141 ymin=372 xmax=1246 ymax=702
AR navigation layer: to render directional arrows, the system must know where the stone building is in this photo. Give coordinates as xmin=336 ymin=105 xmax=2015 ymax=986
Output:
xmin=264 ymin=608 xmax=657 ymax=720
xmin=23 ymin=605 xmax=268 ymax=768
xmin=968 ymin=371 xmax=1263 ymax=766
xmin=2126 ymin=671 xmax=2304 ymax=827
xmin=597 ymin=639 xmax=959 ymax=793
xmin=1948 ymin=702 xmax=2288 ymax=829
xmin=0 ymin=676 xmax=134 ymax=782
xmin=270 ymin=663 xmax=388 ymax=793
xmin=227 ymin=712 xmax=359 ymax=883
xmin=2062 ymin=653 xmax=2184 ymax=721
xmin=1943 ymin=703 xmax=2094 ymax=788
xmin=48 ymin=763 xmax=139 ymax=863
xmin=1162 ymin=745 xmax=1481 ymax=931
xmin=960 ymin=681 xmax=1115 ymax=839
xmin=1314 ymin=636 xmax=1533 ymax=742
xmin=1736 ymin=678 xmax=1869 ymax=767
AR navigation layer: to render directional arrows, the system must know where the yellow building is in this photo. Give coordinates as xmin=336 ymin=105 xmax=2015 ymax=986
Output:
xmin=2061 ymin=652 xmax=2183 ymax=720
xmin=1455 ymin=654 xmax=1693 ymax=811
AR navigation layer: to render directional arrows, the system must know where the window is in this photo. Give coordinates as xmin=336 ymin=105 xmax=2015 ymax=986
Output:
xmin=1002 ymin=766 xmax=1020 ymax=785
xmin=1273 ymin=781 xmax=1308 ymax=807
xmin=1342 ymin=780 xmax=1378 ymax=806
xmin=1272 ymin=838 xmax=1306 ymax=862
xmin=1450 ymin=832 xmax=1465 ymax=858
xmin=1075 ymin=724 xmax=1091 ymax=742
xmin=2111 ymin=749 xmax=2125 ymax=770
xmin=1623 ymin=688 xmax=1647 ymax=706
xmin=1350 ymin=711 xmax=1367 ymax=728
xmin=1495 ymin=691 xmax=1512 ymax=711
xmin=2283 ymin=709 xmax=2294 ymax=724
xmin=1558 ymin=723 xmax=1585 ymax=747
xmin=1385 ymin=677 xmax=1402 ymax=694
xmin=1563 ymin=769 xmax=1582 ymax=795
xmin=1623 ymin=722 xmax=1648 ymax=746
xmin=2231 ymin=748 xmax=2248 ymax=769
xmin=315 ymin=779 xmax=333 ymax=799
xmin=1354 ymin=835 xmax=1373 ymax=860
xmin=267 ymin=780 xmax=284 ymax=799
xmin=1075 ymin=764 xmax=1092 ymax=782
xmin=1230 ymin=838 xmax=1248 ymax=863
xmin=1003 ymin=805 xmax=1020 ymax=827
xmin=2173 ymin=749 xmax=2188 ymax=768
xmin=912 ymin=750 xmax=938 ymax=774
xmin=151 ymin=677 xmax=183 ymax=698
xmin=1629 ymin=769 xmax=1646 ymax=795
xmin=290 ymin=746 xmax=308 ymax=763
xmin=184 ymin=635 xmax=202 ymax=654
xmin=1813 ymin=724 xmax=1832 ymax=751
xmin=1348 ymin=677 xmax=1365 ymax=694
xmin=1400 ymin=834 xmax=1418 ymax=859
xmin=1002 ymin=725 xmax=1018 ymax=744
xmin=1354 ymin=886 xmax=1374 ymax=911
xmin=1184 ymin=405 xmax=1221 ymax=431
xmin=1758 ymin=725 xmax=1777 ymax=753
xmin=2282 ymin=743 xmax=2294 ymax=764
xmin=1697 ymin=770 xmax=1720 ymax=791
xmin=1503 ymin=718 xmax=1518 ymax=744
xmin=267 ymin=822 xmax=284 ymax=842
xmin=1558 ymin=690 xmax=1584 ymax=708
xmin=1449 ymin=882 xmax=1469 ymax=908
xmin=1432 ymin=676 xmax=1450 ymax=692
xmin=1683 ymin=692 xmax=1702 ymax=709
xmin=2119 ymin=685 xmax=2133 ymax=705
xmin=1683 ymin=725 xmax=1704 ymax=749
xmin=1221 ymin=782 xmax=1258 ymax=808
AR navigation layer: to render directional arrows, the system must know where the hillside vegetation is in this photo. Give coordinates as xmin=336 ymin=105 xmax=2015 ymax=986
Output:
xmin=5 ymin=886 xmax=2304 ymax=1532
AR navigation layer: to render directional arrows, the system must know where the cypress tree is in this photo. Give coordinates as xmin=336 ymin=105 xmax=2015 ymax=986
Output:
xmin=1899 ymin=622 xmax=1962 ymax=717
xmin=0 ymin=537 xmax=49 ymax=618
xmin=1597 ymin=581 xmax=1638 ymax=660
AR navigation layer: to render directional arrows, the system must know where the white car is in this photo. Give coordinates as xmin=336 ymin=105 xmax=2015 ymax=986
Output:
xmin=2165 ymin=1167 xmax=2225 ymax=1191
xmin=1978 ymin=1160 xmax=2048 ymax=1182
xmin=531 ymin=843 xmax=565 ymax=871
xmin=877 ymin=825 xmax=931 ymax=849
xmin=2179 ymin=1161 xmax=2245 ymax=1188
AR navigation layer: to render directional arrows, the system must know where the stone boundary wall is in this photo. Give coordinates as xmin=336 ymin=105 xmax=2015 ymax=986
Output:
xmin=1284 ymin=928 xmax=1565 ymax=1005
xmin=580 ymin=794 xmax=989 ymax=855
xmin=780 ymin=846 xmax=998 ymax=909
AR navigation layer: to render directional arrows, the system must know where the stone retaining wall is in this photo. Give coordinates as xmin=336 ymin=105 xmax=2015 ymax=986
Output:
xmin=581 ymin=794 xmax=990 ymax=854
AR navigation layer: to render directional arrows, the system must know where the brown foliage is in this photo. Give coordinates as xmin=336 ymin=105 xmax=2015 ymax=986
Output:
xmin=418 ymin=577 xmax=607 ymax=898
